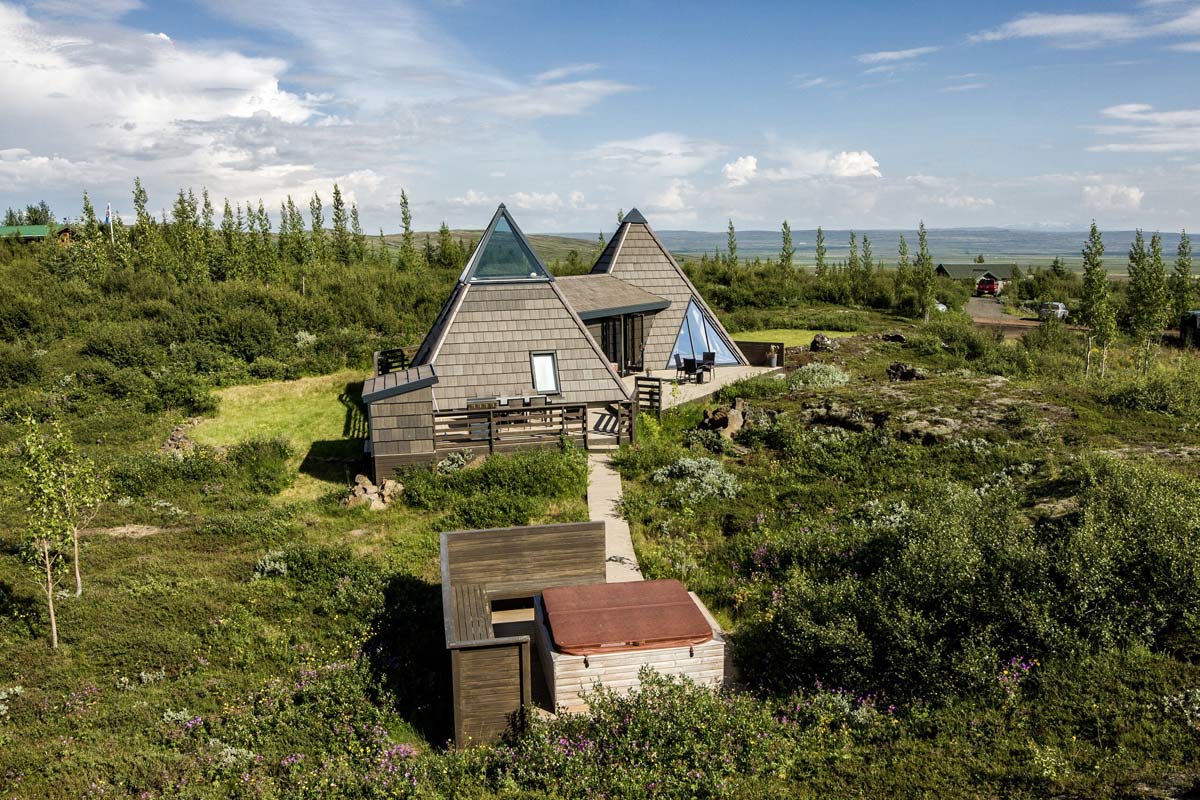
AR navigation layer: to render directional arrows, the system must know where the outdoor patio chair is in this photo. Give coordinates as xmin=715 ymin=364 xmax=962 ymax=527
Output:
xmin=673 ymin=354 xmax=687 ymax=382
xmin=700 ymin=352 xmax=716 ymax=382
xmin=682 ymin=357 xmax=700 ymax=383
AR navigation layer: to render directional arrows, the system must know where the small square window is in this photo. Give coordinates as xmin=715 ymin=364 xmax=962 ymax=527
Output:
xmin=530 ymin=352 xmax=559 ymax=394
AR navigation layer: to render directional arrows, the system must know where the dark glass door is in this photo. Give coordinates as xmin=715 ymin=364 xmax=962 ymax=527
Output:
xmin=623 ymin=314 xmax=644 ymax=373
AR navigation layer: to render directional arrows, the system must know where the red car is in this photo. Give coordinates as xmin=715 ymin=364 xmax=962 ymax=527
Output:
xmin=976 ymin=277 xmax=999 ymax=296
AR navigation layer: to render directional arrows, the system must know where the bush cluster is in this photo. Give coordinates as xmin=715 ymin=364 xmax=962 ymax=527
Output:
xmin=736 ymin=456 xmax=1200 ymax=700
xmin=401 ymin=445 xmax=588 ymax=529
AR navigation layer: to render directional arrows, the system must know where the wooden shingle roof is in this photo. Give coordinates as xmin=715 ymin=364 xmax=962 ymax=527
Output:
xmin=555 ymin=274 xmax=670 ymax=321
xmin=588 ymin=209 xmax=746 ymax=370
xmin=362 ymin=363 xmax=438 ymax=403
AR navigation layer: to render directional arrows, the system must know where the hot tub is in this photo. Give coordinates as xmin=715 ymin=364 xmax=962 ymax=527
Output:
xmin=534 ymin=579 xmax=725 ymax=713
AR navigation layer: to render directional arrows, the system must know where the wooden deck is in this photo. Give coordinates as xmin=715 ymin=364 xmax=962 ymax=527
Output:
xmin=622 ymin=365 xmax=781 ymax=411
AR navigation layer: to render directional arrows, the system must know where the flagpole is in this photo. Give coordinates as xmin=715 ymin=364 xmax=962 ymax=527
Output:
xmin=107 ymin=203 xmax=114 ymax=246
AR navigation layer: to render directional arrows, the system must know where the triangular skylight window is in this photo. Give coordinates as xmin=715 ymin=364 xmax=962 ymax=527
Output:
xmin=668 ymin=299 xmax=739 ymax=367
xmin=461 ymin=205 xmax=551 ymax=283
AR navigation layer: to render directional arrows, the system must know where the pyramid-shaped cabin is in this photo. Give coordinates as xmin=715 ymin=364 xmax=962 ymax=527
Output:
xmin=564 ymin=208 xmax=746 ymax=373
xmin=362 ymin=205 xmax=750 ymax=478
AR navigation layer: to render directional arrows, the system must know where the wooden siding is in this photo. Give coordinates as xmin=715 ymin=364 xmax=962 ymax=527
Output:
xmin=440 ymin=522 xmax=607 ymax=746
xmin=534 ymin=595 xmax=725 ymax=714
xmin=442 ymin=522 xmax=606 ymax=601
xmin=428 ymin=281 xmax=628 ymax=410
xmin=451 ymin=641 xmax=530 ymax=745
xmin=369 ymin=386 xmax=435 ymax=480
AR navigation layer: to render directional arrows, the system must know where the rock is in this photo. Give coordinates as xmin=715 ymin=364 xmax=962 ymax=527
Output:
xmin=368 ymin=497 xmax=387 ymax=511
xmin=348 ymin=528 xmax=369 ymax=537
xmin=702 ymin=404 xmax=745 ymax=439
xmin=380 ymin=479 xmax=402 ymax=500
xmin=882 ymin=332 xmax=907 ymax=343
xmin=352 ymin=484 xmax=369 ymax=498
xmin=896 ymin=416 xmax=960 ymax=444
xmin=810 ymin=334 xmax=839 ymax=353
xmin=353 ymin=474 xmax=372 ymax=487
xmin=887 ymin=362 xmax=928 ymax=382
xmin=719 ymin=407 xmax=744 ymax=440
xmin=345 ymin=495 xmax=370 ymax=508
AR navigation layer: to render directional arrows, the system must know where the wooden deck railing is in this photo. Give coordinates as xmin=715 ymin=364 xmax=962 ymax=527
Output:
xmin=633 ymin=377 xmax=664 ymax=417
xmin=732 ymin=340 xmax=784 ymax=368
xmin=433 ymin=403 xmax=589 ymax=454
xmin=373 ymin=346 xmax=418 ymax=376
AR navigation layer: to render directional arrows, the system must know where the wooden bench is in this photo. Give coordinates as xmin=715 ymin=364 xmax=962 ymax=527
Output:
xmin=453 ymin=583 xmax=493 ymax=643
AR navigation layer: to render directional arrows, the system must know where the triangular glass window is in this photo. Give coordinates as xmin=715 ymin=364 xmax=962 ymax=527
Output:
xmin=464 ymin=207 xmax=551 ymax=283
xmin=668 ymin=299 xmax=740 ymax=367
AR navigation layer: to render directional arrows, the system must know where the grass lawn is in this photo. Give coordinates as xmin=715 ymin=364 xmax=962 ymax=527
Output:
xmin=738 ymin=328 xmax=860 ymax=348
xmin=191 ymin=370 xmax=367 ymax=501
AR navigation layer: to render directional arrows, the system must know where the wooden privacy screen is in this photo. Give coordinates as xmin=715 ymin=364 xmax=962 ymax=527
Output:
xmin=440 ymin=521 xmax=607 ymax=746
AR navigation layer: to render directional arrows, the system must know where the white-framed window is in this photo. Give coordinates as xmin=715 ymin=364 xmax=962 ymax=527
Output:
xmin=530 ymin=351 xmax=560 ymax=394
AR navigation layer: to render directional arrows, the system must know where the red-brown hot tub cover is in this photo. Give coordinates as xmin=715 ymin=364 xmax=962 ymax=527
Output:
xmin=541 ymin=579 xmax=713 ymax=655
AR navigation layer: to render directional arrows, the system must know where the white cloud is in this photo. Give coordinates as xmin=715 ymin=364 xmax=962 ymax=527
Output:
xmin=29 ymin=0 xmax=142 ymax=19
xmin=970 ymin=12 xmax=1141 ymax=45
xmin=857 ymin=46 xmax=939 ymax=63
xmin=940 ymin=82 xmax=987 ymax=93
xmin=721 ymin=155 xmax=757 ymax=186
xmin=829 ymin=151 xmax=882 ymax=178
xmin=533 ymin=63 xmax=600 ymax=83
xmin=472 ymin=79 xmax=635 ymax=119
xmin=1083 ymin=183 xmax=1145 ymax=211
xmin=792 ymin=75 xmax=828 ymax=89
xmin=1088 ymin=103 xmax=1200 ymax=153
xmin=1168 ymin=39 xmax=1200 ymax=50
xmin=758 ymin=147 xmax=883 ymax=181
xmin=585 ymin=133 xmax=727 ymax=177
xmin=937 ymin=193 xmax=995 ymax=209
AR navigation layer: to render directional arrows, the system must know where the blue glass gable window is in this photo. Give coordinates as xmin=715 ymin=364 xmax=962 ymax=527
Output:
xmin=668 ymin=300 xmax=739 ymax=366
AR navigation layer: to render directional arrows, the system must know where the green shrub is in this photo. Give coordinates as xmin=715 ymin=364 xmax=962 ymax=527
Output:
xmin=493 ymin=670 xmax=783 ymax=798
xmin=0 ymin=343 xmax=43 ymax=388
xmin=248 ymin=356 xmax=295 ymax=381
xmin=211 ymin=306 xmax=280 ymax=362
xmin=1105 ymin=369 xmax=1200 ymax=417
xmin=651 ymin=456 xmax=739 ymax=507
xmin=84 ymin=321 xmax=162 ymax=368
xmin=228 ymin=437 xmax=294 ymax=494
xmin=110 ymin=447 xmax=228 ymax=497
xmin=787 ymin=362 xmax=850 ymax=389
xmin=146 ymin=369 xmax=218 ymax=415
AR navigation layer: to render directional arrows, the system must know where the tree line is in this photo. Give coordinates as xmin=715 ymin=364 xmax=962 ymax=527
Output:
xmin=6 ymin=182 xmax=480 ymax=286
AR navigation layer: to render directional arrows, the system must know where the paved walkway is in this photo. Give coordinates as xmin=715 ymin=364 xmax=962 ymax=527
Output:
xmin=587 ymin=452 xmax=641 ymax=582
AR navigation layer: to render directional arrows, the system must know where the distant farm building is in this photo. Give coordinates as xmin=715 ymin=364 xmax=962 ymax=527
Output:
xmin=0 ymin=224 xmax=73 ymax=244
xmin=936 ymin=262 xmax=1018 ymax=291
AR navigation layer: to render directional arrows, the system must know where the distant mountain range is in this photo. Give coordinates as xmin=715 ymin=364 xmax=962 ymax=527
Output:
xmin=549 ymin=228 xmax=1188 ymax=270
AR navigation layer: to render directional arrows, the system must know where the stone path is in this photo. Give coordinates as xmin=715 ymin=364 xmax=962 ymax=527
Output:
xmin=587 ymin=452 xmax=641 ymax=583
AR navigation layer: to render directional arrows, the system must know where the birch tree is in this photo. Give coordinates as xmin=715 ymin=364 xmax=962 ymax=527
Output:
xmin=779 ymin=220 xmax=794 ymax=268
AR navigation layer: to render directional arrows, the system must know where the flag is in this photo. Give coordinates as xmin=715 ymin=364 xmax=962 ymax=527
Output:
xmin=105 ymin=203 xmax=111 ymax=227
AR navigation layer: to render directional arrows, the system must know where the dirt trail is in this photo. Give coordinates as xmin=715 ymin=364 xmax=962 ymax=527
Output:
xmin=966 ymin=296 xmax=1040 ymax=337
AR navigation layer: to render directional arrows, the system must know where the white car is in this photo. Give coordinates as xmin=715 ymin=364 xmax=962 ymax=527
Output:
xmin=1039 ymin=302 xmax=1069 ymax=321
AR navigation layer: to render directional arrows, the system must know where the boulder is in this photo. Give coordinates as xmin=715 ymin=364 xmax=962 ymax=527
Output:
xmin=720 ymin=407 xmax=744 ymax=440
xmin=380 ymin=479 xmax=402 ymax=501
xmin=353 ymin=474 xmax=373 ymax=487
xmin=887 ymin=362 xmax=928 ymax=382
xmin=810 ymin=333 xmax=839 ymax=353
xmin=882 ymin=332 xmax=907 ymax=343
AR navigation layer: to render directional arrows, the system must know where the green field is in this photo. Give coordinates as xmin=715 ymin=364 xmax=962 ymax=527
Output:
xmin=737 ymin=328 xmax=859 ymax=347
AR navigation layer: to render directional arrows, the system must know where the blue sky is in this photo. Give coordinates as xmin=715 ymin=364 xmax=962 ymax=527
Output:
xmin=1 ymin=0 xmax=1198 ymax=233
